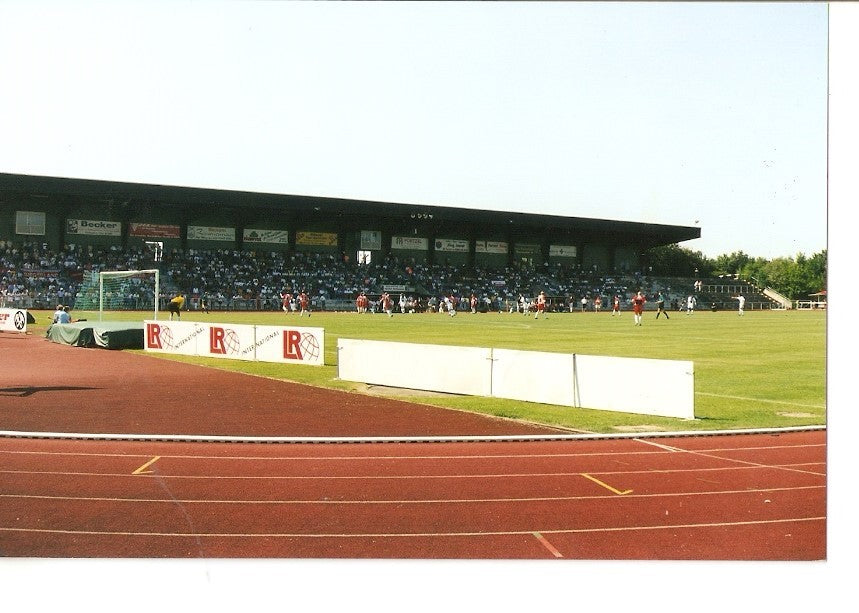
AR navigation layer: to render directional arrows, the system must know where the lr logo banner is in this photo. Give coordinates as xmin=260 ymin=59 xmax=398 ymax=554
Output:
xmin=255 ymin=325 xmax=324 ymax=366
xmin=144 ymin=321 xmax=324 ymax=366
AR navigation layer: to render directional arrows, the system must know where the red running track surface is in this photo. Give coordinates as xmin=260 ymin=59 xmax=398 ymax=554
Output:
xmin=0 ymin=334 xmax=826 ymax=559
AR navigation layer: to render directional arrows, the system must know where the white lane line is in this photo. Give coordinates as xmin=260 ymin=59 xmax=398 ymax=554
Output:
xmin=634 ymin=439 xmax=684 ymax=452
xmin=0 ymin=484 xmax=824 ymax=505
xmin=0 ymin=462 xmax=826 ymax=480
xmin=0 ymin=516 xmax=825 ymax=539
xmin=0 ymin=443 xmax=826 ymax=462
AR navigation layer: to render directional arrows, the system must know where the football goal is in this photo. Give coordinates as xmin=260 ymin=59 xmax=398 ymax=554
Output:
xmin=73 ymin=269 xmax=160 ymax=320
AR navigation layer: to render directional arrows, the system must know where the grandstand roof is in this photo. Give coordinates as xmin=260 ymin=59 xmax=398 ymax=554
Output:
xmin=0 ymin=172 xmax=701 ymax=246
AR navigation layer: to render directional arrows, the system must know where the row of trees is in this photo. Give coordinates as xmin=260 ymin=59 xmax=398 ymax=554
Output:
xmin=645 ymin=244 xmax=827 ymax=301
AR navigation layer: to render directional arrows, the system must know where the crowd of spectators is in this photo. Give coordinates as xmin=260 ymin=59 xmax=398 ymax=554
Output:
xmin=1 ymin=240 xmax=694 ymax=312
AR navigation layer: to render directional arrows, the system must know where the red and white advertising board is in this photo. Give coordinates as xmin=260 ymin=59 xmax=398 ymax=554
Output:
xmin=144 ymin=321 xmax=324 ymax=366
xmin=254 ymin=325 xmax=324 ymax=366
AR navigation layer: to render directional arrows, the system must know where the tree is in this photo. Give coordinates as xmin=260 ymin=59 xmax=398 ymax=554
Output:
xmin=645 ymin=244 xmax=712 ymax=276
xmin=712 ymin=251 xmax=752 ymax=276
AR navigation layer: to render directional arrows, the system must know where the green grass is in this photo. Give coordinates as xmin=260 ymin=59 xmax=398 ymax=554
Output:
xmin=29 ymin=308 xmax=826 ymax=433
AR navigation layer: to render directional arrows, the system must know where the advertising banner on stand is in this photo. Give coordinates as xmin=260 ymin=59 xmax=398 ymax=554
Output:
xmin=0 ymin=308 xmax=28 ymax=333
xmin=255 ymin=325 xmax=325 ymax=366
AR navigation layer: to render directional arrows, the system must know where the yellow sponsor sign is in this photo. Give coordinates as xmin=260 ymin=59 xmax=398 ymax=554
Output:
xmin=296 ymin=231 xmax=338 ymax=246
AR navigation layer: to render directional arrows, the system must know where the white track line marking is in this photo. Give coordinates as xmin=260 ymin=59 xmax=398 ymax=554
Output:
xmin=0 ymin=516 xmax=825 ymax=539
xmin=0 ymin=443 xmax=826 ymax=462
xmin=634 ymin=439 xmax=684 ymax=452
xmin=533 ymin=532 xmax=564 ymax=557
xmin=0 ymin=425 xmax=826 ymax=444
xmin=0 ymin=462 xmax=826 ymax=480
xmin=0 ymin=484 xmax=824 ymax=505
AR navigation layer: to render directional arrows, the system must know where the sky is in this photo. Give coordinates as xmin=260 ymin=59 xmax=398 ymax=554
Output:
xmin=0 ymin=2 xmax=831 ymax=261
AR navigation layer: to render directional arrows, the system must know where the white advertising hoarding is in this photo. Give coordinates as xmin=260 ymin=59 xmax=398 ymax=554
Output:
xmin=0 ymin=308 xmax=28 ymax=333
xmin=475 ymin=240 xmax=508 ymax=254
xmin=144 ymin=321 xmax=206 ymax=355
xmin=144 ymin=321 xmax=324 ymax=366
xmin=434 ymin=238 xmax=469 ymax=253
xmin=549 ymin=245 xmax=578 ymax=257
xmin=255 ymin=325 xmax=325 ymax=366
xmin=338 ymin=338 xmax=493 ymax=396
xmin=243 ymin=229 xmax=289 ymax=245
xmin=391 ymin=236 xmax=429 ymax=250
xmin=337 ymin=339 xmax=695 ymax=419
xmin=66 ymin=219 xmax=122 ymax=236
xmin=187 ymin=226 xmax=236 ymax=241
xmin=199 ymin=323 xmax=257 ymax=361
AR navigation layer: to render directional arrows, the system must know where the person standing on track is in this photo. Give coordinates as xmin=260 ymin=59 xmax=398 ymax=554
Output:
xmin=632 ymin=291 xmax=647 ymax=326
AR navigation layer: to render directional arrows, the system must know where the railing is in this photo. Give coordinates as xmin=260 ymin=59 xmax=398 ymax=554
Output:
xmin=761 ymin=287 xmax=792 ymax=309
xmin=794 ymin=300 xmax=827 ymax=310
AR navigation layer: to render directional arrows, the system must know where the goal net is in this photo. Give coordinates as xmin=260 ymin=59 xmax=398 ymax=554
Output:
xmin=72 ymin=269 xmax=160 ymax=320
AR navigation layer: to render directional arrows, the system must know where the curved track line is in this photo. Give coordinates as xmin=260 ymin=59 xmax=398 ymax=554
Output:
xmin=0 ymin=484 xmax=824 ymax=505
xmin=0 ymin=516 xmax=825 ymax=539
xmin=0 ymin=461 xmax=825 ymax=480
xmin=0 ymin=425 xmax=826 ymax=444
xmin=0 ymin=442 xmax=826 ymax=461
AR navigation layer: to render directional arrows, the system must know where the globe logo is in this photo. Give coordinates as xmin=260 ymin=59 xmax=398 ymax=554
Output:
xmin=299 ymin=332 xmax=320 ymax=362
xmin=223 ymin=329 xmax=242 ymax=355
xmin=159 ymin=326 xmax=175 ymax=349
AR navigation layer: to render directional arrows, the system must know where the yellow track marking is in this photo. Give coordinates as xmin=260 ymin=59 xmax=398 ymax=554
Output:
xmin=132 ymin=456 xmax=161 ymax=475
xmin=581 ymin=473 xmax=632 ymax=495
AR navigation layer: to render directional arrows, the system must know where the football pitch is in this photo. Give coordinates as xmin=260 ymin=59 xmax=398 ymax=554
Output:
xmin=33 ymin=307 xmax=826 ymax=433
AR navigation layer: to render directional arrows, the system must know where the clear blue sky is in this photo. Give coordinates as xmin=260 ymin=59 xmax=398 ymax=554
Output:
xmin=1 ymin=2 xmax=830 ymax=259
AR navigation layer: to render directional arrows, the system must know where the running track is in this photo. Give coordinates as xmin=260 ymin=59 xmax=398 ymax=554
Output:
xmin=0 ymin=333 xmax=826 ymax=559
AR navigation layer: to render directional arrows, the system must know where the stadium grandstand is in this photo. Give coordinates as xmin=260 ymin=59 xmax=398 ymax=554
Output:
xmin=2 ymin=172 xmax=782 ymax=314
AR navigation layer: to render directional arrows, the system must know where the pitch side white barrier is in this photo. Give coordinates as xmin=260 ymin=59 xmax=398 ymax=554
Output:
xmin=338 ymin=338 xmax=695 ymax=419
xmin=143 ymin=320 xmax=324 ymax=365
xmin=0 ymin=308 xmax=28 ymax=333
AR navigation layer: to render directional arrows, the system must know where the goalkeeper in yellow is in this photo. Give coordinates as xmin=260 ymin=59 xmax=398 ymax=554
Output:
xmin=168 ymin=293 xmax=185 ymax=320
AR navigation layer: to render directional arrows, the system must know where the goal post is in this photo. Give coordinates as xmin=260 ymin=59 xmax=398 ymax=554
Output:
xmin=75 ymin=269 xmax=160 ymax=321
